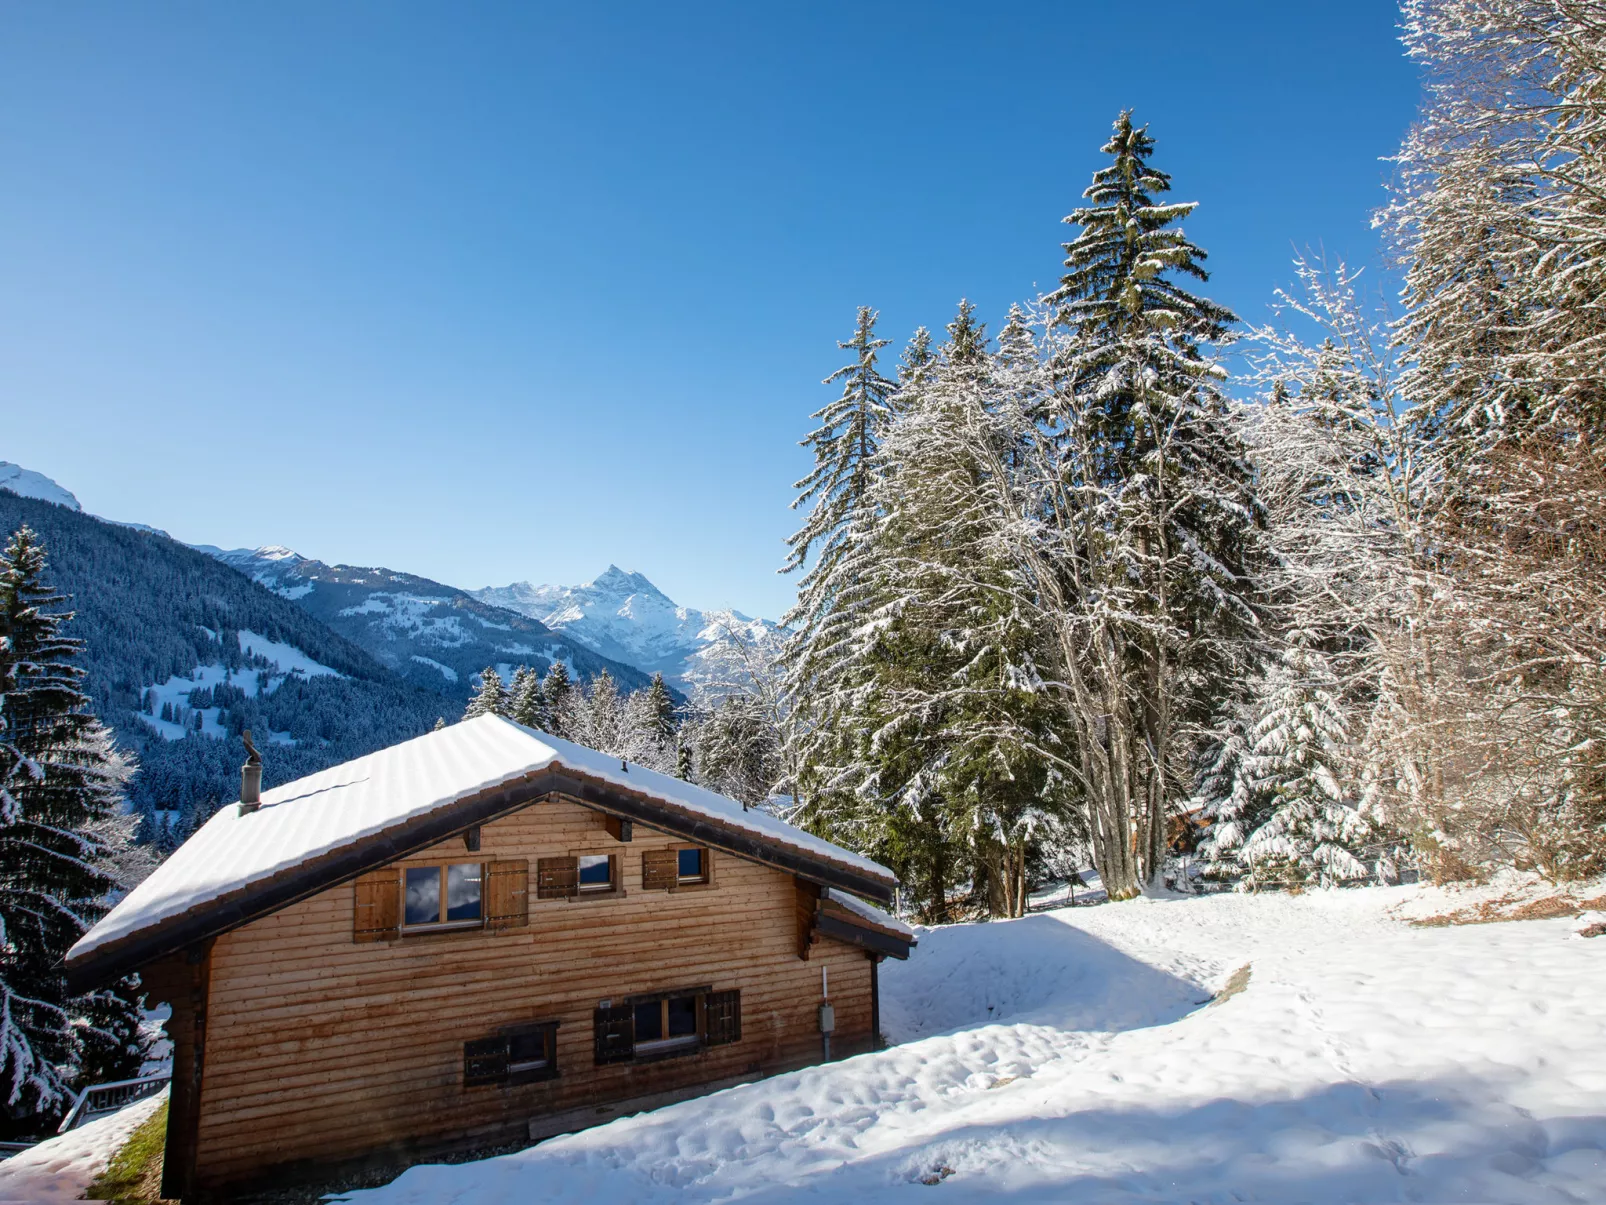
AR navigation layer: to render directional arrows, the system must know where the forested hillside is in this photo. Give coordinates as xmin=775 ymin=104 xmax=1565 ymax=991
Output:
xmin=0 ymin=492 xmax=442 ymax=823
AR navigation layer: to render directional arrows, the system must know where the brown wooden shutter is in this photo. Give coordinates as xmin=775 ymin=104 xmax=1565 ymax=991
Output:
xmin=705 ymin=989 xmax=741 ymax=1046
xmin=593 ymin=1004 xmax=634 ymax=1064
xmin=463 ymin=1036 xmax=509 ymax=1087
xmin=536 ymin=856 xmax=578 ymax=900
xmin=485 ymin=859 xmax=529 ymax=931
xmin=353 ymin=869 xmax=400 ymax=942
xmin=642 ymin=848 xmax=677 ymax=892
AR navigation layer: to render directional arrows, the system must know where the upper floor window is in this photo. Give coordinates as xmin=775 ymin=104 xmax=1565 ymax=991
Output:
xmin=677 ymin=847 xmax=708 ymax=884
xmin=578 ymin=854 xmax=614 ymax=892
xmin=404 ymin=862 xmax=482 ymax=928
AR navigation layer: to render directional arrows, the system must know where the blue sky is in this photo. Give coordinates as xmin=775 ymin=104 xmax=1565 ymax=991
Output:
xmin=0 ymin=2 xmax=1419 ymax=619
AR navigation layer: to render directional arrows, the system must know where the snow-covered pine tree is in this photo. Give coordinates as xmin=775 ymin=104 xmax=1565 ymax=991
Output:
xmin=1234 ymin=632 xmax=1372 ymax=890
xmin=540 ymin=662 xmax=574 ymax=739
xmin=508 ymin=666 xmax=547 ymax=730
xmin=578 ymin=671 xmax=622 ymax=755
xmin=697 ymin=693 xmax=783 ymax=809
xmin=864 ymin=314 xmax=1075 ymax=918
xmin=643 ymin=674 xmax=676 ymax=750
xmin=783 ymin=306 xmax=895 ymax=578
xmin=1038 ymin=111 xmax=1263 ymax=896
xmin=463 ymin=667 xmax=508 ymax=720
xmin=781 ymin=309 xmax=897 ymax=847
xmin=891 ymin=326 xmax=936 ymax=416
xmin=0 ymin=526 xmax=147 ymax=1124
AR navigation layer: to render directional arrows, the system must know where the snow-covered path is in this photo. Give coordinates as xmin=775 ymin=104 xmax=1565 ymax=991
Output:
xmin=335 ymin=885 xmax=1606 ymax=1204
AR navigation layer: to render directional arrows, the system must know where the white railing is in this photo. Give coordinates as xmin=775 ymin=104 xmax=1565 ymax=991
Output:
xmin=56 ymin=1073 xmax=170 ymax=1133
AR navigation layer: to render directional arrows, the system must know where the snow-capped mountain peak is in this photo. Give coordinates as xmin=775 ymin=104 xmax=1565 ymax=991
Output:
xmin=472 ymin=568 xmax=782 ymax=695
xmin=0 ymin=462 xmax=81 ymax=511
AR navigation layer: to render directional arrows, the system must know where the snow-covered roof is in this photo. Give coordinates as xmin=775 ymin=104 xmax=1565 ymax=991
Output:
xmin=68 ymin=715 xmax=896 ymax=981
xmin=823 ymin=888 xmax=916 ymax=941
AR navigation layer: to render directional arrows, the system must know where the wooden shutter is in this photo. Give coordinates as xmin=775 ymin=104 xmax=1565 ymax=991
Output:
xmin=485 ymin=859 xmax=529 ymax=931
xmin=463 ymin=1036 xmax=509 ymax=1087
xmin=536 ymin=856 xmax=578 ymax=900
xmin=705 ymin=989 xmax=741 ymax=1047
xmin=593 ymin=1004 xmax=634 ymax=1065
xmin=642 ymin=848 xmax=677 ymax=892
xmin=353 ymin=869 xmax=400 ymax=942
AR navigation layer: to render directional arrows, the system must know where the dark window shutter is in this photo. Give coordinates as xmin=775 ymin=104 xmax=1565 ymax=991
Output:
xmin=464 ymin=1036 xmax=509 ymax=1087
xmin=537 ymin=856 xmax=578 ymax=900
xmin=353 ymin=870 xmax=400 ymax=942
xmin=486 ymin=859 xmax=529 ymax=931
xmin=642 ymin=849 xmax=677 ymax=892
xmin=593 ymin=1004 xmax=634 ymax=1065
xmin=705 ymin=989 xmax=741 ymax=1047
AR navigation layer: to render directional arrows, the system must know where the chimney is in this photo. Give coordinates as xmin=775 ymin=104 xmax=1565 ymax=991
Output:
xmin=240 ymin=730 xmax=263 ymax=813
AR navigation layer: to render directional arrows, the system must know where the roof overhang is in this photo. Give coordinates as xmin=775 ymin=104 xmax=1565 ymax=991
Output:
xmin=65 ymin=763 xmax=896 ymax=993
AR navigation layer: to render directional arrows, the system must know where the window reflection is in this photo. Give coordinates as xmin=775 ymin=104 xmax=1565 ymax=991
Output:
xmin=446 ymin=863 xmax=483 ymax=921
xmin=578 ymin=854 xmax=612 ymax=890
xmin=677 ymin=848 xmax=704 ymax=881
xmin=405 ymin=866 xmax=440 ymax=926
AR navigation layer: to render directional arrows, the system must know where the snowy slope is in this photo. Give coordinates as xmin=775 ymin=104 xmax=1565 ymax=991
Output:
xmin=474 ymin=566 xmax=782 ymax=695
xmin=0 ymin=460 xmax=80 ymax=510
xmin=336 ymin=883 xmax=1606 ymax=1205
xmin=0 ymin=1089 xmax=166 ymax=1203
xmin=200 ymin=547 xmax=658 ymax=700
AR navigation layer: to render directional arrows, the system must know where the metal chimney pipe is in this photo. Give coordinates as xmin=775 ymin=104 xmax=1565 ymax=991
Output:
xmin=240 ymin=730 xmax=263 ymax=813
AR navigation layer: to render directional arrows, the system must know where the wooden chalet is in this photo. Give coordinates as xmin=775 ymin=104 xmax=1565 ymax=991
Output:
xmin=65 ymin=715 xmax=914 ymax=1201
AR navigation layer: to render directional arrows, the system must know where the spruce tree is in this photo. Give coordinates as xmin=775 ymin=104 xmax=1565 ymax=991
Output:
xmin=463 ymin=667 xmax=508 ymax=720
xmin=643 ymin=673 xmax=677 ymax=750
xmin=509 ymin=665 xmax=548 ymax=730
xmin=1042 ymin=111 xmax=1263 ymax=894
xmin=783 ymin=306 xmax=896 ymax=577
xmin=581 ymin=671 xmax=622 ymax=754
xmin=540 ymin=662 xmax=574 ymax=739
xmin=1236 ymin=634 xmax=1371 ymax=889
xmin=0 ymin=526 xmax=147 ymax=1123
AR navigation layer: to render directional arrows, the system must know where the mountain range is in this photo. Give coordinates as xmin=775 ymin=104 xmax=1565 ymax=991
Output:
xmin=199 ymin=545 xmax=657 ymax=699
xmin=0 ymin=461 xmax=780 ymax=822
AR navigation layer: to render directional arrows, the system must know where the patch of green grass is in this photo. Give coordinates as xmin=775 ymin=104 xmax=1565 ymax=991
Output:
xmin=86 ymin=1099 xmax=171 ymax=1203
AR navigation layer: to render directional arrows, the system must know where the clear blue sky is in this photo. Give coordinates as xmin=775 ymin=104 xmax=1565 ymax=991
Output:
xmin=0 ymin=2 xmax=1419 ymax=620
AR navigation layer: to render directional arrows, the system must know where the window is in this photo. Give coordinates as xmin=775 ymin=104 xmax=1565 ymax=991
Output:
xmin=634 ymin=994 xmax=699 ymax=1055
xmin=677 ymin=847 xmax=707 ymax=884
xmin=404 ymin=863 xmax=482 ymax=928
xmin=593 ymin=987 xmax=741 ymax=1065
xmin=463 ymin=1020 xmax=560 ymax=1088
xmin=537 ymin=854 xmax=621 ymax=900
xmin=578 ymin=854 xmax=614 ymax=892
xmin=643 ymin=846 xmax=712 ymax=891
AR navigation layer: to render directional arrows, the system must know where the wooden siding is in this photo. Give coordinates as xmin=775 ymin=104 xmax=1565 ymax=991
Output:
xmin=184 ymin=794 xmax=874 ymax=1189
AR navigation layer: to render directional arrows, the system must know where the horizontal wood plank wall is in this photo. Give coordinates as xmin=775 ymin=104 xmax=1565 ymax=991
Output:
xmin=193 ymin=795 xmax=873 ymax=1187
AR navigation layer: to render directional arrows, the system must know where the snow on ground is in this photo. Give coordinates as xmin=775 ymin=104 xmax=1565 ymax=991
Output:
xmin=135 ymin=630 xmax=342 ymax=743
xmin=411 ymin=655 xmax=459 ymax=683
xmin=236 ymin=629 xmax=342 ymax=679
xmin=0 ymin=1089 xmax=165 ymax=1204
xmin=337 ymin=881 xmax=1606 ymax=1205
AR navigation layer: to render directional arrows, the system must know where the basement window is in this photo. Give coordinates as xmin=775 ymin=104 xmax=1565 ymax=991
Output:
xmin=633 ymin=992 xmax=700 ymax=1057
xmin=463 ymin=1020 xmax=560 ymax=1088
xmin=404 ymin=863 xmax=483 ymax=929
